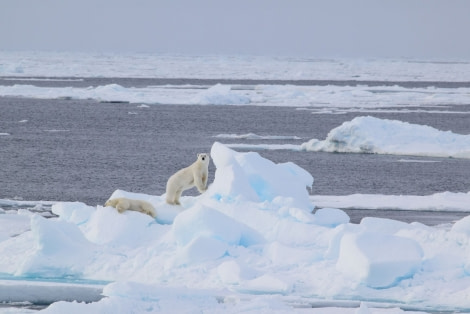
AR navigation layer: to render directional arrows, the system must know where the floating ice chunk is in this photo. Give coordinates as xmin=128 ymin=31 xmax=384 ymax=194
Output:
xmin=311 ymin=191 xmax=470 ymax=212
xmin=16 ymin=215 xmax=95 ymax=277
xmin=301 ymin=116 xmax=470 ymax=159
xmin=209 ymin=142 xmax=313 ymax=210
xmin=0 ymin=279 xmax=103 ymax=306
xmin=312 ymin=208 xmax=350 ymax=227
xmin=193 ymin=84 xmax=250 ymax=105
xmin=214 ymin=133 xmax=301 ymax=140
xmin=336 ymin=232 xmax=423 ymax=288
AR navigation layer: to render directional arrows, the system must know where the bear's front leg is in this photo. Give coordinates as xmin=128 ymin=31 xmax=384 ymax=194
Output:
xmin=194 ymin=175 xmax=207 ymax=194
xmin=116 ymin=200 xmax=129 ymax=213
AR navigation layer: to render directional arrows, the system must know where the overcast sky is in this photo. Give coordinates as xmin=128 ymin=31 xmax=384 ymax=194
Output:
xmin=1 ymin=0 xmax=469 ymax=59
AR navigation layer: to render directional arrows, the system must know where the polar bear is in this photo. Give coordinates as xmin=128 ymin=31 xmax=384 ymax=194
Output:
xmin=104 ymin=197 xmax=156 ymax=218
xmin=166 ymin=153 xmax=210 ymax=205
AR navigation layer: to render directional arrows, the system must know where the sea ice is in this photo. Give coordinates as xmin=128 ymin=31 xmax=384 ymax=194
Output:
xmin=0 ymin=142 xmax=470 ymax=312
xmin=311 ymin=191 xmax=470 ymax=212
xmin=192 ymin=84 xmax=250 ymax=105
xmin=214 ymin=133 xmax=301 ymax=140
xmin=301 ymin=116 xmax=470 ymax=159
xmin=2 ymin=51 xmax=470 ymax=82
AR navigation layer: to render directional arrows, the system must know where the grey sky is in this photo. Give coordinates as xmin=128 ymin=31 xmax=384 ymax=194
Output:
xmin=1 ymin=0 xmax=469 ymax=59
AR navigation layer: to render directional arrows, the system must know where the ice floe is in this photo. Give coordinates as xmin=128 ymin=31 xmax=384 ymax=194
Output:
xmin=214 ymin=133 xmax=301 ymax=140
xmin=225 ymin=116 xmax=470 ymax=159
xmin=0 ymin=143 xmax=470 ymax=312
xmin=1 ymin=51 xmax=470 ymax=82
xmin=301 ymin=116 xmax=470 ymax=159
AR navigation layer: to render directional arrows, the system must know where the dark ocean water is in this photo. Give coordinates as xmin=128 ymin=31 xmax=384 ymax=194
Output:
xmin=1 ymin=93 xmax=469 ymax=210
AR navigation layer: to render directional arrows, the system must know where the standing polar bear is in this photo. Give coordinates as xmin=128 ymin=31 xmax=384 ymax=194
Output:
xmin=166 ymin=153 xmax=210 ymax=205
xmin=105 ymin=198 xmax=156 ymax=218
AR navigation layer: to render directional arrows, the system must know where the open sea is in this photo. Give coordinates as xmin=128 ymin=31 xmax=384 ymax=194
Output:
xmin=1 ymin=77 xmax=470 ymax=225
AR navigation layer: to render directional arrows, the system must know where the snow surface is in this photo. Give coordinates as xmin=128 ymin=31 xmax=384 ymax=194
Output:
xmin=225 ymin=116 xmax=470 ymax=159
xmin=1 ymin=143 xmax=470 ymax=313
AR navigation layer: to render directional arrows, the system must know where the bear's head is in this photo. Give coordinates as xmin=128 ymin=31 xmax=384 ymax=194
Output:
xmin=197 ymin=153 xmax=210 ymax=164
xmin=104 ymin=199 xmax=116 ymax=207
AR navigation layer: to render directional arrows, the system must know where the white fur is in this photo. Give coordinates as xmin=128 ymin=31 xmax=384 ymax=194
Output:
xmin=105 ymin=197 xmax=156 ymax=218
xmin=166 ymin=153 xmax=210 ymax=205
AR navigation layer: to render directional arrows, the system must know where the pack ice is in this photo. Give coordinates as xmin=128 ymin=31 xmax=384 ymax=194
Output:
xmin=1 ymin=142 xmax=470 ymax=312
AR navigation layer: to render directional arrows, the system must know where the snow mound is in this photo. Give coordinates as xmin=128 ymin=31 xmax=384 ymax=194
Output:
xmin=301 ymin=116 xmax=470 ymax=159
xmin=193 ymin=84 xmax=251 ymax=105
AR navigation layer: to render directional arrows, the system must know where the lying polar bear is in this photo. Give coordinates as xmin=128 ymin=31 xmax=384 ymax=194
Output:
xmin=166 ymin=153 xmax=210 ymax=205
xmin=105 ymin=197 xmax=156 ymax=218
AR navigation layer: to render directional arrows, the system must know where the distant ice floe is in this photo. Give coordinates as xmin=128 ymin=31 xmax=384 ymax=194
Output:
xmin=1 ymin=82 xmax=470 ymax=110
xmin=301 ymin=116 xmax=470 ymax=159
xmin=192 ymin=84 xmax=251 ymax=105
xmin=1 ymin=51 xmax=470 ymax=82
xmin=1 ymin=143 xmax=470 ymax=312
xmin=214 ymin=133 xmax=301 ymax=140
xmin=226 ymin=116 xmax=470 ymax=159
xmin=312 ymin=191 xmax=470 ymax=212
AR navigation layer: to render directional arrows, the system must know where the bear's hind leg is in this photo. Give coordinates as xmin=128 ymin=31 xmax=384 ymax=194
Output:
xmin=141 ymin=204 xmax=156 ymax=218
xmin=173 ymin=188 xmax=183 ymax=205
